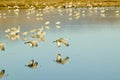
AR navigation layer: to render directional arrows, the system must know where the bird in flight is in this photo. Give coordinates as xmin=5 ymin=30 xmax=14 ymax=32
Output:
xmin=55 ymin=53 xmax=69 ymax=65
xmin=25 ymin=59 xmax=38 ymax=69
xmin=24 ymin=40 xmax=38 ymax=47
xmin=53 ymin=38 xmax=69 ymax=47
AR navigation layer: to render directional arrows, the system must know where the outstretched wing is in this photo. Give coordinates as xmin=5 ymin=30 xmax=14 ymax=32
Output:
xmin=34 ymin=42 xmax=38 ymax=47
xmin=56 ymin=41 xmax=61 ymax=47
xmin=61 ymin=57 xmax=69 ymax=64
xmin=0 ymin=69 xmax=5 ymax=78
xmin=28 ymin=42 xmax=33 ymax=47
xmin=32 ymin=62 xmax=38 ymax=69
xmin=0 ymin=46 xmax=5 ymax=51
xmin=34 ymin=62 xmax=38 ymax=65
xmin=24 ymin=41 xmax=33 ymax=47
xmin=59 ymin=38 xmax=69 ymax=46
xmin=31 ymin=41 xmax=38 ymax=47
xmin=0 ymin=43 xmax=5 ymax=51
xmin=56 ymin=54 xmax=62 ymax=62
xmin=28 ymin=59 xmax=34 ymax=65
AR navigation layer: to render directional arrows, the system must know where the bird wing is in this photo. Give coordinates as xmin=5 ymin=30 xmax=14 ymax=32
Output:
xmin=28 ymin=42 xmax=33 ymax=47
xmin=32 ymin=41 xmax=38 ymax=47
xmin=59 ymin=38 xmax=69 ymax=46
xmin=24 ymin=41 xmax=33 ymax=47
xmin=56 ymin=54 xmax=62 ymax=62
xmin=34 ymin=62 xmax=38 ymax=65
xmin=0 ymin=70 xmax=2 ymax=74
xmin=28 ymin=59 xmax=34 ymax=65
xmin=56 ymin=41 xmax=61 ymax=47
xmin=0 ymin=70 xmax=5 ymax=78
xmin=61 ymin=57 xmax=69 ymax=64
xmin=0 ymin=44 xmax=5 ymax=51
xmin=32 ymin=62 xmax=38 ymax=69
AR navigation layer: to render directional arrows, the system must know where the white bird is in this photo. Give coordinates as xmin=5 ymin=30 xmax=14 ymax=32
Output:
xmin=36 ymin=32 xmax=46 ymax=42
xmin=25 ymin=59 xmax=38 ymax=69
xmin=36 ymin=32 xmax=46 ymax=38
xmin=55 ymin=54 xmax=69 ymax=65
xmin=115 ymin=10 xmax=119 ymax=13
xmin=45 ymin=21 xmax=50 ymax=25
xmin=24 ymin=40 xmax=38 ymax=47
xmin=56 ymin=25 xmax=61 ymax=29
xmin=100 ymin=8 xmax=105 ymax=13
xmin=55 ymin=21 xmax=61 ymax=28
xmin=55 ymin=21 xmax=61 ymax=25
xmin=53 ymin=38 xmax=69 ymax=47
xmin=45 ymin=25 xmax=50 ymax=29
xmin=9 ymin=33 xmax=20 ymax=40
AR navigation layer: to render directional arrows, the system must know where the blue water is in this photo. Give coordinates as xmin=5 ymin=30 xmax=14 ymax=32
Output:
xmin=0 ymin=7 xmax=120 ymax=80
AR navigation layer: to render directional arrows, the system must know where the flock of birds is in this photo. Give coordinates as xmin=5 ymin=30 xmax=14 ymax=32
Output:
xmin=0 ymin=25 xmax=70 ymax=78
xmin=0 ymin=2 xmax=120 ymax=21
xmin=0 ymin=1 xmax=120 ymax=79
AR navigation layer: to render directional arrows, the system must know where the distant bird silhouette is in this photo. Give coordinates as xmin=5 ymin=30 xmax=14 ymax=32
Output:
xmin=24 ymin=40 xmax=38 ymax=47
xmin=25 ymin=59 xmax=38 ymax=69
xmin=53 ymin=38 xmax=69 ymax=47
xmin=55 ymin=53 xmax=69 ymax=65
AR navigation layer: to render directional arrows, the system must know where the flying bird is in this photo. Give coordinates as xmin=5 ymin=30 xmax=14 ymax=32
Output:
xmin=53 ymin=38 xmax=69 ymax=47
xmin=25 ymin=59 xmax=38 ymax=69
xmin=55 ymin=53 xmax=69 ymax=65
xmin=24 ymin=40 xmax=38 ymax=47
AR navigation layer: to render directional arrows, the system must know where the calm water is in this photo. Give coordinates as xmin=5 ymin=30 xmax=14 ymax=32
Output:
xmin=0 ymin=7 xmax=120 ymax=80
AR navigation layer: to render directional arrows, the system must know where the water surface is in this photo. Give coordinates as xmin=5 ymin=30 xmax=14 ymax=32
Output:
xmin=0 ymin=7 xmax=120 ymax=80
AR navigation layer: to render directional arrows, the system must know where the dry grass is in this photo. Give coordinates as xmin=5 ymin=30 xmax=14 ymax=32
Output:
xmin=0 ymin=0 xmax=120 ymax=9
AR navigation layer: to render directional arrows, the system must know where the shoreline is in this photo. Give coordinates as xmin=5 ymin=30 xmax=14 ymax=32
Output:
xmin=0 ymin=0 xmax=120 ymax=9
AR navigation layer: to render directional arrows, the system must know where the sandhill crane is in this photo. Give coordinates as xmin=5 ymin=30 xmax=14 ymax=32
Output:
xmin=55 ymin=21 xmax=61 ymax=28
xmin=53 ymin=38 xmax=69 ymax=47
xmin=24 ymin=40 xmax=38 ymax=47
xmin=25 ymin=59 xmax=38 ymax=69
xmin=55 ymin=53 xmax=69 ymax=65
xmin=5 ymin=26 xmax=20 ymax=40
